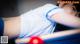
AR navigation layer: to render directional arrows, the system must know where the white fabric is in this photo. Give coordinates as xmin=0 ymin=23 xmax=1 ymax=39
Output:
xmin=19 ymin=3 xmax=63 ymax=38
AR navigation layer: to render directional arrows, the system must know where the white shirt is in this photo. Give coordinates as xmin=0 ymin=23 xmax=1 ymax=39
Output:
xmin=19 ymin=3 xmax=63 ymax=38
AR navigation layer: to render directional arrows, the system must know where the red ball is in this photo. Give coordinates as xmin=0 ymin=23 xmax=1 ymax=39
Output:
xmin=28 ymin=36 xmax=44 ymax=44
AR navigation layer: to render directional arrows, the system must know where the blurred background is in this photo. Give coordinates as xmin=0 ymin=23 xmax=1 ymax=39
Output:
xmin=0 ymin=0 xmax=57 ymax=17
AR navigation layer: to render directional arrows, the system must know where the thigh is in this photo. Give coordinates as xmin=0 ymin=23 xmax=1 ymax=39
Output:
xmin=3 ymin=16 xmax=20 ymax=39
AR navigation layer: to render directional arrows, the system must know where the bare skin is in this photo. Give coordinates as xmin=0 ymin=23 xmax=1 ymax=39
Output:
xmin=3 ymin=16 xmax=20 ymax=38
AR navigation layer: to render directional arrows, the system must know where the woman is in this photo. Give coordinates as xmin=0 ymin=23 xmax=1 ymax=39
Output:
xmin=3 ymin=3 xmax=80 ymax=44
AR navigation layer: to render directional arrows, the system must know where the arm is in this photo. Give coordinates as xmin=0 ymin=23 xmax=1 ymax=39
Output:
xmin=51 ymin=11 xmax=80 ymax=28
xmin=15 ymin=29 xmax=80 ymax=43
